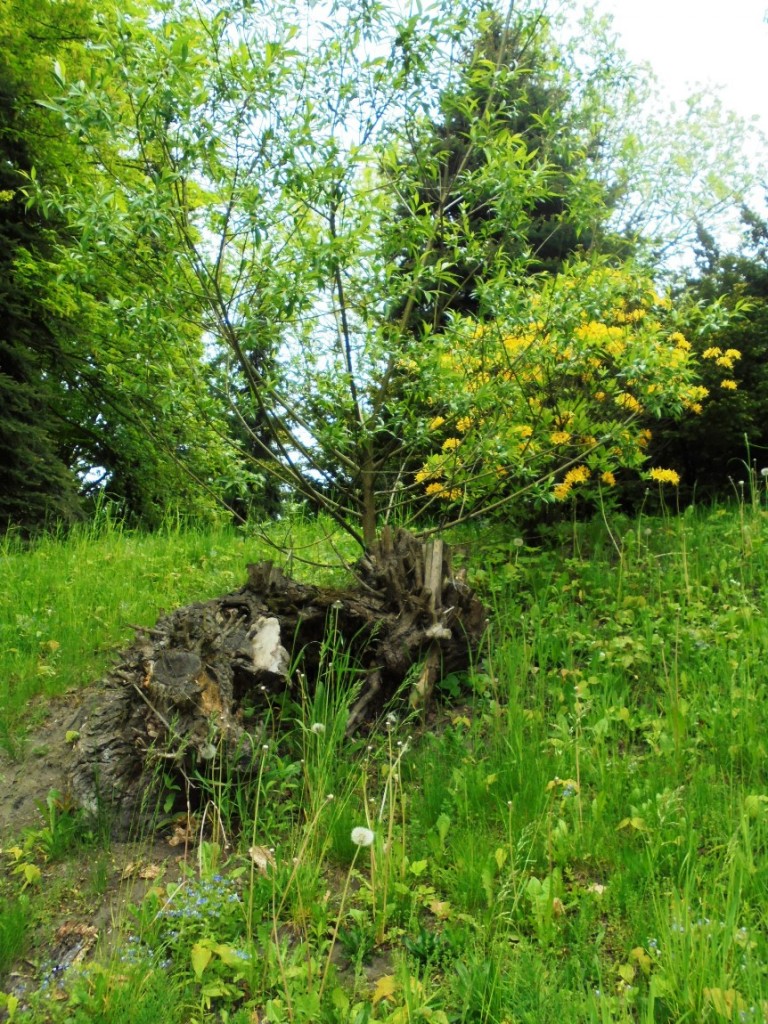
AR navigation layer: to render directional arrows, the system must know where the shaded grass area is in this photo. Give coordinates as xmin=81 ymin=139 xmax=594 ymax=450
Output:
xmin=1 ymin=504 xmax=768 ymax=1022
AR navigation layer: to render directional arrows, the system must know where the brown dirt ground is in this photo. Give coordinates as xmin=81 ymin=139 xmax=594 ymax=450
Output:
xmin=0 ymin=691 xmax=396 ymax=1014
xmin=0 ymin=690 xmax=188 ymax=1009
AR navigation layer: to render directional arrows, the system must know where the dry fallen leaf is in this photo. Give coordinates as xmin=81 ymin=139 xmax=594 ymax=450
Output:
xmin=55 ymin=922 xmax=98 ymax=940
xmin=168 ymin=823 xmax=195 ymax=847
xmin=249 ymin=845 xmax=276 ymax=874
xmin=121 ymin=861 xmax=162 ymax=880
xmin=428 ymin=899 xmax=451 ymax=920
xmin=139 ymin=863 xmax=162 ymax=880
xmin=120 ymin=864 xmax=161 ymax=880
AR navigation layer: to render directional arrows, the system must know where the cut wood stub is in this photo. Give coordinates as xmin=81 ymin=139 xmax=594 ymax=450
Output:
xmin=70 ymin=530 xmax=488 ymax=833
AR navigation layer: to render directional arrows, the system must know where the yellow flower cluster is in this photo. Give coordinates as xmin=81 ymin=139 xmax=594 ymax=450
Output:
xmin=415 ymin=466 xmax=441 ymax=484
xmin=417 ymin=264 xmax=725 ymax=510
xmin=575 ymin=321 xmax=627 ymax=357
xmin=696 ymin=346 xmax=742 ymax=392
xmin=425 ymin=482 xmax=462 ymax=501
xmin=575 ymin=321 xmax=622 ymax=343
xmin=703 ymin=345 xmax=742 ymax=363
xmin=553 ymin=465 xmax=591 ymax=501
xmin=567 ymin=465 xmax=591 ymax=485
xmin=615 ymin=393 xmax=643 ymax=415
xmin=503 ymin=330 xmax=538 ymax=354
xmin=649 ymin=468 xmax=680 ymax=486
xmin=670 ymin=332 xmax=691 ymax=350
xmin=687 ymin=385 xmax=709 ymax=401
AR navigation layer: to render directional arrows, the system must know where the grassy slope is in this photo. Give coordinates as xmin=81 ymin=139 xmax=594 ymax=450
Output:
xmin=0 ymin=512 xmax=358 ymax=747
xmin=1 ymin=505 xmax=767 ymax=1023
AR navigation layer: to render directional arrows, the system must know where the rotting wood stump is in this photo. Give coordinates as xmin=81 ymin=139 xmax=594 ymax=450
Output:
xmin=71 ymin=528 xmax=488 ymax=833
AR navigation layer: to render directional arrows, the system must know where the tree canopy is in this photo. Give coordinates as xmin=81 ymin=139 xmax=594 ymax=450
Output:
xmin=2 ymin=0 xmax=763 ymax=538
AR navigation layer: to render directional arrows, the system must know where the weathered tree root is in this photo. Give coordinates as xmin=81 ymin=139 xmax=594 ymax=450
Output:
xmin=71 ymin=528 xmax=487 ymax=834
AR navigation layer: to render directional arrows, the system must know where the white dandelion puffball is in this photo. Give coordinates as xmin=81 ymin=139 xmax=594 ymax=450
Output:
xmin=310 ymin=722 xmax=326 ymax=735
xmin=351 ymin=826 xmax=375 ymax=847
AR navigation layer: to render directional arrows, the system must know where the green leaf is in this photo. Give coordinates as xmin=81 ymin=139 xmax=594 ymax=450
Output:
xmin=214 ymin=943 xmax=248 ymax=968
xmin=190 ymin=942 xmax=213 ymax=979
xmin=0 ymin=992 xmax=20 ymax=1021
xmin=436 ymin=812 xmax=451 ymax=844
xmin=331 ymin=988 xmax=350 ymax=1013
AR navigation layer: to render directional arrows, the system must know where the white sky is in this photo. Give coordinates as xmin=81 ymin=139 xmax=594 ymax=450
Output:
xmin=589 ymin=0 xmax=768 ymax=127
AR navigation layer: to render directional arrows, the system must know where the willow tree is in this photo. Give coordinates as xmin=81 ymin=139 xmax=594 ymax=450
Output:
xmin=33 ymin=0 xmax=756 ymax=546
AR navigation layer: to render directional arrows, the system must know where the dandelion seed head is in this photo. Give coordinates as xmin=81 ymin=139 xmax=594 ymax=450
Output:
xmin=310 ymin=722 xmax=326 ymax=735
xmin=351 ymin=826 xmax=375 ymax=847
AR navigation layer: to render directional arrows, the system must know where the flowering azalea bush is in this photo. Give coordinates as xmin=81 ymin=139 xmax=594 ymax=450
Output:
xmin=410 ymin=262 xmax=739 ymax=511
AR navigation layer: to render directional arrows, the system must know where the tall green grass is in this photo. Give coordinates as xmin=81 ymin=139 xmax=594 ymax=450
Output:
xmin=2 ymin=501 xmax=768 ymax=1022
xmin=0 ymin=512 xmax=358 ymax=746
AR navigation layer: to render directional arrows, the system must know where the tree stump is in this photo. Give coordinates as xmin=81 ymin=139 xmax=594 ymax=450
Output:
xmin=71 ymin=528 xmax=487 ymax=833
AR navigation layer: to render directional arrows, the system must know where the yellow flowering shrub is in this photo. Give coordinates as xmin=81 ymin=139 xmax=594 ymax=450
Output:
xmin=412 ymin=261 xmax=737 ymax=507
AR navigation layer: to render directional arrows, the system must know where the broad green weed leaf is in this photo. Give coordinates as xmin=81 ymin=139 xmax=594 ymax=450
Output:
xmin=191 ymin=942 xmax=213 ymax=979
xmin=436 ymin=813 xmax=451 ymax=843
